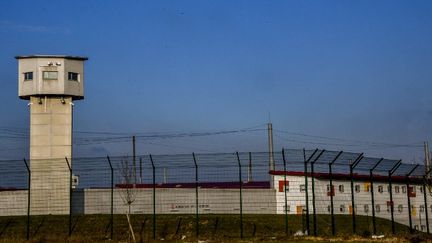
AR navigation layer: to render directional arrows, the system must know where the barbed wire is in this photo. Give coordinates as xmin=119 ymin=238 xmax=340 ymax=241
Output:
xmin=0 ymin=124 xmax=427 ymax=162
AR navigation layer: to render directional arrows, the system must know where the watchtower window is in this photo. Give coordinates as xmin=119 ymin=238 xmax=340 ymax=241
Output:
xmin=68 ymin=72 xmax=79 ymax=81
xmin=24 ymin=72 xmax=33 ymax=81
xmin=43 ymin=71 xmax=58 ymax=80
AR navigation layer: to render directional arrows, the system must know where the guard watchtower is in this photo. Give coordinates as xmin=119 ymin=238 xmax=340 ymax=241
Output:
xmin=16 ymin=55 xmax=87 ymax=215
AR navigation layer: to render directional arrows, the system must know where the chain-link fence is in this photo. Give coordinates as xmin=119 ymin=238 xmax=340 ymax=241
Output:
xmin=0 ymin=149 xmax=430 ymax=241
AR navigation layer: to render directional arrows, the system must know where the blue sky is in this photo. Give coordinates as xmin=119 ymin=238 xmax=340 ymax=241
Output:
xmin=0 ymin=1 xmax=431 ymax=162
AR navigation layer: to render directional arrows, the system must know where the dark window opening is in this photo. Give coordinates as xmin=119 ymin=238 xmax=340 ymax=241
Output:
xmin=68 ymin=72 xmax=79 ymax=81
xmin=24 ymin=72 xmax=33 ymax=81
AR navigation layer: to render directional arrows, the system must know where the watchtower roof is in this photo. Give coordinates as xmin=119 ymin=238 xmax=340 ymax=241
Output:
xmin=15 ymin=55 xmax=88 ymax=61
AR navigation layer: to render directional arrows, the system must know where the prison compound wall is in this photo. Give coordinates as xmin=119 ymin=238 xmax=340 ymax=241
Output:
xmin=0 ymin=188 xmax=276 ymax=216
xmin=0 ymin=176 xmax=430 ymax=232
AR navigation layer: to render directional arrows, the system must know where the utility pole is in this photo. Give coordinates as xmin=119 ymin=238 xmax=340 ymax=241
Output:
xmin=268 ymin=123 xmax=275 ymax=170
xmin=133 ymin=135 xmax=136 ymax=184
xmin=268 ymin=123 xmax=275 ymax=188
xmin=247 ymin=152 xmax=252 ymax=182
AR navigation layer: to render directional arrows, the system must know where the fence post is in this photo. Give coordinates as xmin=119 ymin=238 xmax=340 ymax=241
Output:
xmin=424 ymin=168 xmax=432 ymax=234
xmin=350 ymin=154 xmax=364 ymax=235
xmin=192 ymin=153 xmax=199 ymax=238
xmin=369 ymin=158 xmax=383 ymax=235
xmin=406 ymin=164 xmax=419 ymax=233
xmin=329 ymin=151 xmax=343 ymax=236
xmin=23 ymin=158 xmax=31 ymax=240
xmin=388 ymin=160 xmax=402 ymax=234
xmin=423 ymin=182 xmax=429 ymax=234
xmin=282 ymin=148 xmax=288 ymax=235
xmin=235 ymin=152 xmax=243 ymax=239
xmin=303 ymin=148 xmax=318 ymax=235
xmin=423 ymin=179 xmax=430 ymax=234
xmin=311 ymin=149 xmax=325 ymax=236
xmin=149 ymin=154 xmax=156 ymax=239
xmin=107 ymin=156 xmax=114 ymax=239
xmin=65 ymin=157 xmax=73 ymax=236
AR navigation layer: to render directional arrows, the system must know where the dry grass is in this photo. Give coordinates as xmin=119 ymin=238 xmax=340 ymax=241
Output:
xmin=0 ymin=214 xmax=429 ymax=242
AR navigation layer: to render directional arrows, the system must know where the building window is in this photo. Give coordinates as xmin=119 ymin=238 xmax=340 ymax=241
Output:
xmin=365 ymin=184 xmax=370 ymax=192
xmin=68 ymin=72 xmax=79 ymax=81
xmin=386 ymin=204 xmax=391 ymax=213
xmin=327 ymin=184 xmax=335 ymax=196
xmin=340 ymin=205 xmax=345 ymax=212
xmin=376 ymin=204 xmax=381 ymax=213
xmin=414 ymin=225 xmax=419 ymax=230
xmin=24 ymin=72 xmax=33 ymax=81
xmin=364 ymin=205 xmax=369 ymax=213
xmin=355 ymin=185 xmax=360 ymax=193
xmin=402 ymin=186 xmax=407 ymax=193
xmin=420 ymin=205 xmax=425 ymax=212
xmin=43 ymin=71 xmax=58 ymax=80
xmin=300 ymin=184 xmax=306 ymax=192
xmin=422 ymin=225 xmax=426 ymax=231
xmin=378 ymin=186 xmax=383 ymax=193
xmin=284 ymin=205 xmax=291 ymax=212
xmin=411 ymin=205 xmax=416 ymax=213
xmin=327 ymin=205 xmax=331 ymax=212
xmin=398 ymin=205 xmax=403 ymax=213
xmin=339 ymin=185 xmax=344 ymax=193
xmin=420 ymin=186 xmax=423 ymax=193
xmin=285 ymin=185 xmax=289 ymax=192
xmin=395 ymin=186 xmax=400 ymax=193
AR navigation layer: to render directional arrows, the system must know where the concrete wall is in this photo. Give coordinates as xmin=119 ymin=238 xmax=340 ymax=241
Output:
xmin=78 ymin=188 xmax=276 ymax=215
xmin=0 ymin=188 xmax=276 ymax=216
xmin=64 ymin=59 xmax=84 ymax=98
xmin=0 ymin=190 xmax=27 ymax=216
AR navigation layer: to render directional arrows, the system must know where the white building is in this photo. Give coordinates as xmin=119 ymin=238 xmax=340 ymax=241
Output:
xmin=272 ymin=170 xmax=430 ymax=232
